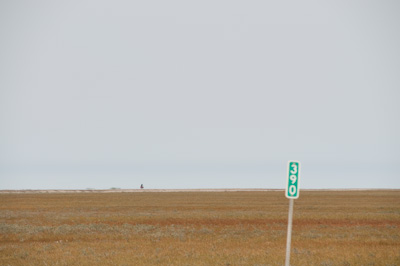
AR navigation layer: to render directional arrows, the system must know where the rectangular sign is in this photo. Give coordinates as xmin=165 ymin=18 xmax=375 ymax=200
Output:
xmin=285 ymin=161 xmax=300 ymax=199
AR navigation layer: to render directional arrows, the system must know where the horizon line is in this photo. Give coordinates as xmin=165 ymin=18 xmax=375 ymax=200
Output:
xmin=1 ymin=188 xmax=399 ymax=194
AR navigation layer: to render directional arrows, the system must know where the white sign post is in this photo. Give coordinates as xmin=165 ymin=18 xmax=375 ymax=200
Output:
xmin=285 ymin=161 xmax=300 ymax=266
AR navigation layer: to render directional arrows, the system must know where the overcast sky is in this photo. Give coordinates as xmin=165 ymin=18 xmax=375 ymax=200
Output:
xmin=1 ymin=1 xmax=399 ymax=189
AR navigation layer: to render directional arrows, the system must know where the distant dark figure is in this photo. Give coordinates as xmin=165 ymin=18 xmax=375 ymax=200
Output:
xmin=140 ymin=184 xmax=144 ymax=189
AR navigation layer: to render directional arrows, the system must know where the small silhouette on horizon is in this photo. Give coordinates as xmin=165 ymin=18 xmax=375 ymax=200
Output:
xmin=140 ymin=184 xmax=144 ymax=189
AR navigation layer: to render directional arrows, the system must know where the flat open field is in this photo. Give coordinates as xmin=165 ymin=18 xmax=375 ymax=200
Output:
xmin=1 ymin=190 xmax=399 ymax=265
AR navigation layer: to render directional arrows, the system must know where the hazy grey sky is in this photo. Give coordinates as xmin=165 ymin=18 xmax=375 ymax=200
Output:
xmin=1 ymin=1 xmax=399 ymax=189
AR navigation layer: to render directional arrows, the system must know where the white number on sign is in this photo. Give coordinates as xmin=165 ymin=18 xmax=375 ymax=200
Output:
xmin=290 ymin=175 xmax=297 ymax=184
xmin=289 ymin=185 xmax=296 ymax=195
xmin=290 ymin=164 xmax=298 ymax=174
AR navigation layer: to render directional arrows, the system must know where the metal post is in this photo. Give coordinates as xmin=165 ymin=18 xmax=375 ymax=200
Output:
xmin=285 ymin=198 xmax=294 ymax=266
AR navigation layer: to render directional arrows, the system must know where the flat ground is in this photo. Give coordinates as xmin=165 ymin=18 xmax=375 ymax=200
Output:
xmin=0 ymin=190 xmax=399 ymax=265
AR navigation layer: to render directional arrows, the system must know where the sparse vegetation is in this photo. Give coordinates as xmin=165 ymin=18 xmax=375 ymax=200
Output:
xmin=0 ymin=190 xmax=399 ymax=265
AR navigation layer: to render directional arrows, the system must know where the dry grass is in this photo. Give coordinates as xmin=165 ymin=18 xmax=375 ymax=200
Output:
xmin=0 ymin=190 xmax=399 ymax=265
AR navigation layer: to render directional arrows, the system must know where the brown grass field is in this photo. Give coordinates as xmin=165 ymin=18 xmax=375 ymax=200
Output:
xmin=0 ymin=190 xmax=399 ymax=265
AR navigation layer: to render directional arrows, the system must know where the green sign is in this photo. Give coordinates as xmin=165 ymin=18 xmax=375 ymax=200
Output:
xmin=286 ymin=161 xmax=300 ymax=199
